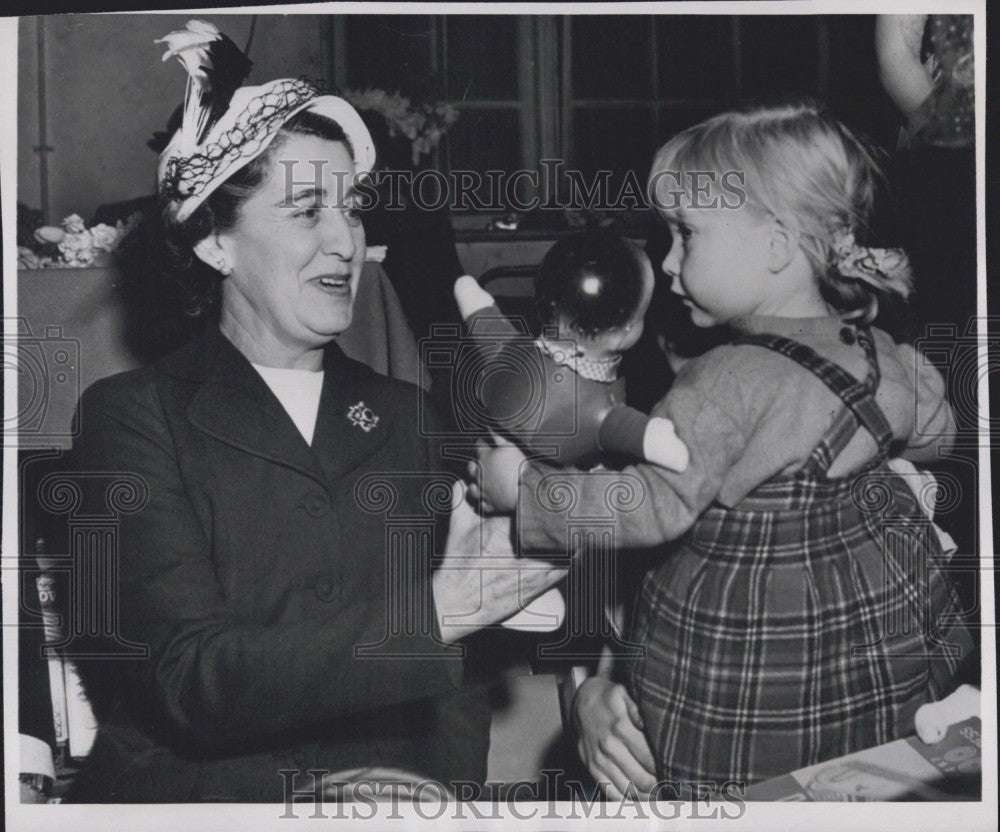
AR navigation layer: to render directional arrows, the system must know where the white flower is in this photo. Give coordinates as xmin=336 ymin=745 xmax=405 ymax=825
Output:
xmin=33 ymin=225 xmax=65 ymax=245
xmin=58 ymin=231 xmax=96 ymax=267
xmin=342 ymin=87 xmax=458 ymax=164
xmin=90 ymin=223 xmax=121 ymax=252
xmin=18 ymin=246 xmax=43 ymax=269
xmin=61 ymin=214 xmax=86 ymax=233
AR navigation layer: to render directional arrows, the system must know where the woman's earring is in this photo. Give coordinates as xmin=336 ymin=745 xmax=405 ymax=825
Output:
xmin=218 ymin=261 xmax=232 ymax=276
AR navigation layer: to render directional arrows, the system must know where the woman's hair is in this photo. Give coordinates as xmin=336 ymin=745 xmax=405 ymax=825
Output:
xmin=647 ymin=100 xmax=910 ymax=323
xmin=535 ymin=230 xmax=647 ymax=337
xmin=150 ymin=109 xmax=352 ymax=318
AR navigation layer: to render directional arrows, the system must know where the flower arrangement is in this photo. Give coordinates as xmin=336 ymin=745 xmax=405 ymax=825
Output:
xmin=342 ymin=88 xmax=458 ymax=166
xmin=17 ymin=208 xmax=139 ymax=269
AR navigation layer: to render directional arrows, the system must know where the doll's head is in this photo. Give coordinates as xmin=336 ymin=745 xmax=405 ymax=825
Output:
xmin=535 ymin=230 xmax=654 ymax=354
xmin=648 ymin=102 xmax=911 ymax=325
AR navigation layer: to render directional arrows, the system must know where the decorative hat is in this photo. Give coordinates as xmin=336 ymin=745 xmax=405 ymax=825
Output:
xmin=156 ymin=20 xmax=376 ymax=223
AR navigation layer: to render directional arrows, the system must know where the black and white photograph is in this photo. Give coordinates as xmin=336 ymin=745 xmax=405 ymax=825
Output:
xmin=2 ymin=3 xmax=995 ymax=829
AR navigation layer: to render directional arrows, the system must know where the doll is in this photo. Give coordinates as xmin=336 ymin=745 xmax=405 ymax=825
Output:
xmin=454 ymin=231 xmax=689 ymax=471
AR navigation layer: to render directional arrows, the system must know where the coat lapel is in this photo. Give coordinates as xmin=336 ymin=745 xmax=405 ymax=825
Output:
xmin=310 ymin=343 xmax=394 ymax=480
xmin=179 ymin=328 xmax=331 ymax=488
xmin=171 ymin=327 xmax=394 ymax=487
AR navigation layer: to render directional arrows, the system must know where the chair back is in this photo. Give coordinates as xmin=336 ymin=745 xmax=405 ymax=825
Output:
xmin=479 ymin=265 xmax=540 ymax=336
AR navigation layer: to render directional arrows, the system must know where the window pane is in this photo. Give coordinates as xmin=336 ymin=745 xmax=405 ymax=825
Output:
xmin=443 ymin=16 xmax=519 ymax=101
xmin=571 ymin=16 xmax=653 ymax=100
xmin=738 ymin=16 xmax=820 ymax=100
xmin=655 ymin=103 xmax=732 ymax=144
xmin=656 ymin=16 xmax=736 ymax=100
xmin=444 ymin=107 xmax=522 ymax=208
xmin=572 ymin=107 xmax=655 ymax=203
xmin=344 ymin=16 xmax=436 ymax=97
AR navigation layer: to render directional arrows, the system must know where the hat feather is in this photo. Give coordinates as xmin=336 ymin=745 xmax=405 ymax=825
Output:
xmin=156 ymin=19 xmax=253 ymax=150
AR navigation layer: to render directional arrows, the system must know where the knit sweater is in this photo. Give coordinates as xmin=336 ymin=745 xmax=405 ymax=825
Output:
xmin=517 ymin=314 xmax=955 ymax=551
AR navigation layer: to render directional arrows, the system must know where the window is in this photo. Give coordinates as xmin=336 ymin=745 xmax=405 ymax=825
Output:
xmin=340 ymin=15 xmax=528 ymax=205
xmin=336 ymin=14 xmax=855 ymax=219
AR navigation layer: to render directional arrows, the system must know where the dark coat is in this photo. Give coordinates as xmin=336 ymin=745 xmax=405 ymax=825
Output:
xmin=66 ymin=326 xmax=490 ymax=802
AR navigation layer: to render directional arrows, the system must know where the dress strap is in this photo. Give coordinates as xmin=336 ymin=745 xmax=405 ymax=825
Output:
xmin=732 ymin=328 xmax=894 ymax=467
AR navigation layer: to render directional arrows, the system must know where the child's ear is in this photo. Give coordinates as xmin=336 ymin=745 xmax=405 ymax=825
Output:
xmin=766 ymin=219 xmax=798 ymax=274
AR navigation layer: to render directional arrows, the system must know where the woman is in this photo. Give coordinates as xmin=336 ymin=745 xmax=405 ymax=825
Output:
xmin=67 ymin=21 xmax=564 ymax=802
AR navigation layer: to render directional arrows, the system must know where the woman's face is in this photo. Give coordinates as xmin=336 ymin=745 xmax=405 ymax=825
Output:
xmin=214 ymin=133 xmax=365 ymax=364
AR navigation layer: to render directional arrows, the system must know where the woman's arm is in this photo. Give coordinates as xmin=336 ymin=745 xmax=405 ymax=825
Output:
xmin=433 ymin=491 xmax=567 ymax=641
xmin=571 ymin=675 xmax=657 ymax=798
xmin=566 ymin=633 xmax=657 ymax=799
xmin=875 ymin=15 xmax=934 ymax=115
xmin=72 ymin=379 xmax=539 ymax=752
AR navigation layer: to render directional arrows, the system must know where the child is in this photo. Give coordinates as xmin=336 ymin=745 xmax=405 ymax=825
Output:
xmin=474 ymin=103 xmax=974 ymax=785
xmin=454 ymin=230 xmax=688 ymax=471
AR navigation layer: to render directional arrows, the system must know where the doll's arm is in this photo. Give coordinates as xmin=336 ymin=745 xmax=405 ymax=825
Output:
xmin=454 ymin=274 xmax=496 ymax=317
xmin=600 ymin=406 xmax=689 ymax=472
xmin=453 ymin=275 xmax=522 ymax=337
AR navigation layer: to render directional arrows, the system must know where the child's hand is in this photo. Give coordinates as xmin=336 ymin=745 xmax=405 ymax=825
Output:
xmin=467 ymin=432 xmax=526 ymax=514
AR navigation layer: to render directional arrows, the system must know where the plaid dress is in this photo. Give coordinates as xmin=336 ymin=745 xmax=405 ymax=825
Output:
xmin=629 ymin=329 xmax=972 ymax=785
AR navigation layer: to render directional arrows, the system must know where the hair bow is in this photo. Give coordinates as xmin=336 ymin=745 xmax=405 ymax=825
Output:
xmin=831 ymin=228 xmax=912 ymax=299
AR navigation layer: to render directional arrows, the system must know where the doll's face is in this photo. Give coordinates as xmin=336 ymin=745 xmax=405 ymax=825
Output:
xmin=615 ymin=252 xmax=655 ymax=350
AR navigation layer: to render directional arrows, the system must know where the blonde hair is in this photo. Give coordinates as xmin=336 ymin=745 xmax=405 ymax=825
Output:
xmin=647 ymin=101 xmax=911 ymax=323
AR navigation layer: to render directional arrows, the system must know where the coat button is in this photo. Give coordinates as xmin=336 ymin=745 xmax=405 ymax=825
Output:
xmin=302 ymin=490 xmax=330 ymax=517
xmin=315 ymin=580 xmax=336 ymax=602
xmin=839 ymin=326 xmax=856 ymax=345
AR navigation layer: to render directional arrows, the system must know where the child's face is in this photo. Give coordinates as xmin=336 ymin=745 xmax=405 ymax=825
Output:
xmin=660 ymin=205 xmax=774 ymax=328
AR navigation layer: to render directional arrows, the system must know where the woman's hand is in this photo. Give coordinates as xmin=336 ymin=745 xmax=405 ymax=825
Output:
xmin=466 ymin=432 xmax=526 ymax=514
xmin=572 ymin=676 xmax=658 ymax=799
xmin=433 ymin=482 xmax=567 ymax=642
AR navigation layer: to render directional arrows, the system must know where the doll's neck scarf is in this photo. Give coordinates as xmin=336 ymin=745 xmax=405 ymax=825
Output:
xmin=536 ymin=338 xmax=621 ymax=383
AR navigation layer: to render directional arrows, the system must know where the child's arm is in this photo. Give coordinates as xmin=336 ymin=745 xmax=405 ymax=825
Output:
xmin=477 ymin=368 xmax=747 ymax=550
xmin=599 ymin=406 xmax=690 ymax=472
xmin=895 ymin=343 xmax=957 ymax=463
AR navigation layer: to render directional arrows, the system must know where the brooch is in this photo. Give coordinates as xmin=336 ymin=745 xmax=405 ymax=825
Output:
xmin=347 ymin=401 xmax=379 ymax=433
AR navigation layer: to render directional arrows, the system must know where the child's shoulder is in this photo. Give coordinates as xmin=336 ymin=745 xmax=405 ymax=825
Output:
xmin=677 ymin=338 xmax=797 ymax=382
xmin=670 ymin=339 xmax=797 ymax=408
xmin=868 ymin=326 xmax=946 ymax=396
